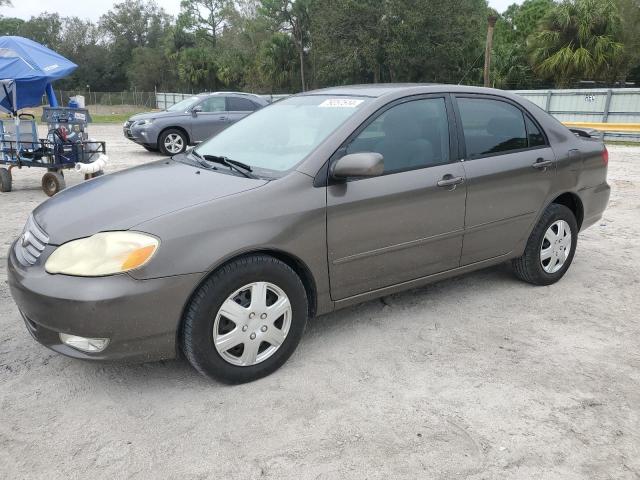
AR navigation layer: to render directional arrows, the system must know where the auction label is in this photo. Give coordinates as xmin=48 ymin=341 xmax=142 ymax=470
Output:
xmin=319 ymin=98 xmax=364 ymax=108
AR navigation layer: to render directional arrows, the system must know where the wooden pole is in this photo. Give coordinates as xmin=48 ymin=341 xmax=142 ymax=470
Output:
xmin=484 ymin=15 xmax=498 ymax=88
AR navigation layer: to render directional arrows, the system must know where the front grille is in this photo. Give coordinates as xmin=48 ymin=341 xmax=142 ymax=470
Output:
xmin=123 ymin=120 xmax=133 ymax=129
xmin=15 ymin=214 xmax=49 ymax=266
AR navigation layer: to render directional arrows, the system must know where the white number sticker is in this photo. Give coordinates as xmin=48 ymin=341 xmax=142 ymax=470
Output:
xmin=319 ymin=98 xmax=364 ymax=108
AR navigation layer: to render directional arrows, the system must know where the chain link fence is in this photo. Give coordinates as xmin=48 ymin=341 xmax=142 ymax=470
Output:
xmin=39 ymin=90 xmax=157 ymax=115
xmin=38 ymin=91 xmax=290 ymax=114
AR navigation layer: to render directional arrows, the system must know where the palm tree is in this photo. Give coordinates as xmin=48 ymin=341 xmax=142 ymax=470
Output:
xmin=529 ymin=0 xmax=624 ymax=87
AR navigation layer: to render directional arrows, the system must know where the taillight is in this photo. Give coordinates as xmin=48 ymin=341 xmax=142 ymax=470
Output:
xmin=602 ymin=146 xmax=609 ymax=166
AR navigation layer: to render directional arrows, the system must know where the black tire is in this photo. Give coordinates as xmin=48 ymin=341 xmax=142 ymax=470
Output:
xmin=143 ymin=144 xmax=158 ymax=152
xmin=0 ymin=167 xmax=11 ymax=192
xmin=41 ymin=171 xmax=66 ymax=197
xmin=181 ymin=255 xmax=308 ymax=384
xmin=158 ymin=129 xmax=187 ymax=156
xmin=512 ymin=204 xmax=578 ymax=286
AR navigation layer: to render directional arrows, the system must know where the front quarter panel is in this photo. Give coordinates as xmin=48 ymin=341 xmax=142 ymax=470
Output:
xmin=130 ymin=171 xmax=332 ymax=314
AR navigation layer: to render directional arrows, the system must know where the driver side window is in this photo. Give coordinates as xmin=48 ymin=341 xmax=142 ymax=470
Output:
xmin=198 ymin=97 xmax=226 ymax=113
xmin=346 ymin=98 xmax=450 ymax=174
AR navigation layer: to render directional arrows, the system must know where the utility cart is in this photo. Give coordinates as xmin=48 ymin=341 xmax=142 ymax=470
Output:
xmin=1 ymin=35 xmax=106 ymax=196
xmin=0 ymin=107 xmax=106 ymax=196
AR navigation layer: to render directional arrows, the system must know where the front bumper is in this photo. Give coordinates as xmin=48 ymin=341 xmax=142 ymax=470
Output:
xmin=123 ymin=124 xmax=158 ymax=148
xmin=8 ymin=241 xmax=203 ymax=362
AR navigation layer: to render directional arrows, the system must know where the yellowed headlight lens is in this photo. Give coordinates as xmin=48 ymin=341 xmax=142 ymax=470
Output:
xmin=45 ymin=232 xmax=159 ymax=276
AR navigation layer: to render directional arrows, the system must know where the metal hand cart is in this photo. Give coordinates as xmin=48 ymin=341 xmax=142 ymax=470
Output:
xmin=0 ymin=108 xmax=106 ymax=196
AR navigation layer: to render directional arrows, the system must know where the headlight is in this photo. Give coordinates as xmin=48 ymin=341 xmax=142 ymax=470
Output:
xmin=135 ymin=119 xmax=153 ymax=127
xmin=45 ymin=232 xmax=159 ymax=276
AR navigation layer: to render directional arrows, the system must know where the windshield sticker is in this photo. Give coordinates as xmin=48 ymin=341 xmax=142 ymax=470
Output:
xmin=319 ymin=98 xmax=364 ymax=108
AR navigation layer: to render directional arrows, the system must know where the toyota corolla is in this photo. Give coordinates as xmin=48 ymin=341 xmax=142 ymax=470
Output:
xmin=8 ymin=85 xmax=610 ymax=383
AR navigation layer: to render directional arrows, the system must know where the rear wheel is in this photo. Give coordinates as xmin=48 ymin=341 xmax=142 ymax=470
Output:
xmin=0 ymin=167 xmax=11 ymax=192
xmin=181 ymin=255 xmax=308 ymax=383
xmin=41 ymin=171 xmax=66 ymax=197
xmin=158 ymin=129 xmax=187 ymax=156
xmin=512 ymin=204 xmax=577 ymax=285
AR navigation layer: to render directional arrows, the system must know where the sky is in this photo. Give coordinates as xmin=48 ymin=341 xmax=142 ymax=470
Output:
xmin=1 ymin=0 xmax=521 ymax=22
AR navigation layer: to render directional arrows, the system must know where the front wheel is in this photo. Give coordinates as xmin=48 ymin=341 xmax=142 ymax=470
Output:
xmin=158 ymin=129 xmax=187 ymax=156
xmin=0 ymin=167 xmax=11 ymax=192
xmin=512 ymin=204 xmax=578 ymax=285
xmin=181 ymin=255 xmax=308 ymax=383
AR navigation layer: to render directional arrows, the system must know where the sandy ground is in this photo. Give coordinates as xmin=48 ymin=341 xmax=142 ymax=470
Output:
xmin=0 ymin=125 xmax=639 ymax=479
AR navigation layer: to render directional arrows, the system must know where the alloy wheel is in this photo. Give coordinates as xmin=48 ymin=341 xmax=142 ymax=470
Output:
xmin=164 ymin=133 xmax=184 ymax=154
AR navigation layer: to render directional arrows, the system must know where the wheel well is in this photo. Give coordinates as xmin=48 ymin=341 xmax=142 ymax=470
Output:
xmin=552 ymin=192 xmax=584 ymax=229
xmin=260 ymin=250 xmax=318 ymax=318
xmin=181 ymin=250 xmax=318 ymax=326
xmin=160 ymin=126 xmax=190 ymax=145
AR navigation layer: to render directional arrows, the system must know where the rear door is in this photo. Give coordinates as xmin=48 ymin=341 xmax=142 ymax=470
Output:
xmin=226 ymin=96 xmax=260 ymax=125
xmin=326 ymin=95 xmax=467 ymax=299
xmin=452 ymin=95 xmax=556 ymax=265
xmin=191 ymin=96 xmax=228 ymax=142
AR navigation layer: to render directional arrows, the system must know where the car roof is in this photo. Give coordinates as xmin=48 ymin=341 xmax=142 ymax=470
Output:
xmin=301 ymin=83 xmax=519 ymax=99
xmin=198 ymin=91 xmax=262 ymax=98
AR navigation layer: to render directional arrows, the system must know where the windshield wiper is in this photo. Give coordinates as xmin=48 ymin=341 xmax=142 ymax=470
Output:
xmin=189 ymin=149 xmax=216 ymax=170
xmin=202 ymin=154 xmax=257 ymax=179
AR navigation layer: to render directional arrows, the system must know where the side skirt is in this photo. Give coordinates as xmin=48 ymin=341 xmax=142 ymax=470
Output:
xmin=332 ymin=252 xmax=513 ymax=311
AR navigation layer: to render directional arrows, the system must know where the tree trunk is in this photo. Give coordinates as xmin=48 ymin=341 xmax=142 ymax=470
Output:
xmin=298 ymin=42 xmax=306 ymax=92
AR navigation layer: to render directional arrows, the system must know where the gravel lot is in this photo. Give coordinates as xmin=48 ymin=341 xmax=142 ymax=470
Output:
xmin=1 ymin=125 xmax=639 ymax=479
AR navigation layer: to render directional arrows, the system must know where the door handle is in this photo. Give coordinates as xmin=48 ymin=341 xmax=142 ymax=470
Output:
xmin=437 ymin=175 xmax=464 ymax=188
xmin=532 ymin=158 xmax=553 ymax=169
xmin=219 ymin=116 xmax=227 ymax=121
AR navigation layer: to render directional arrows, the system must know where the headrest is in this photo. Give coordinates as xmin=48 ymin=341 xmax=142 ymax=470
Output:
xmin=487 ymin=116 xmax=523 ymax=138
xmin=382 ymin=108 xmax=422 ymax=141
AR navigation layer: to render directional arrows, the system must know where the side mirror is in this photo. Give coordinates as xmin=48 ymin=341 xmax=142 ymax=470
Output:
xmin=331 ymin=152 xmax=384 ymax=180
xmin=191 ymin=106 xmax=202 ymax=116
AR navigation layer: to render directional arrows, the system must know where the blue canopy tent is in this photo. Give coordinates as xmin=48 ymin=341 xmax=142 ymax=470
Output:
xmin=0 ymin=36 xmax=77 ymax=114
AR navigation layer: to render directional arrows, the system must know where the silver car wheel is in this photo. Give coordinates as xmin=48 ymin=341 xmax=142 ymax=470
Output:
xmin=540 ymin=219 xmax=572 ymax=274
xmin=164 ymin=133 xmax=184 ymax=154
xmin=213 ymin=282 xmax=292 ymax=367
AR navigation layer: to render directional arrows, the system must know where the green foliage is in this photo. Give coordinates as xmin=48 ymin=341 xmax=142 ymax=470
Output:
xmin=529 ymin=0 xmax=624 ymax=86
xmin=310 ymin=0 xmax=487 ymax=86
xmin=0 ymin=0 xmax=639 ymax=93
xmin=492 ymin=0 xmax=554 ymax=88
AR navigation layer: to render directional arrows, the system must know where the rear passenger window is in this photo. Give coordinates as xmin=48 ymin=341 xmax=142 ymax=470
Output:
xmin=457 ymin=98 xmax=527 ymax=158
xmin=347 ymin=98 xmax=450 ymax=174
xmin=227 ymin=97 xmax=258 ymax=112
xmin=525 ymin=115 xmax=546 ymax=147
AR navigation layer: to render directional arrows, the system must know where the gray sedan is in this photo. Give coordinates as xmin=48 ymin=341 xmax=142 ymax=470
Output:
xmin=123 ymin=92 xmax=268 ymax=155
xmin=9 ymin=84 xmax=610 ymax=383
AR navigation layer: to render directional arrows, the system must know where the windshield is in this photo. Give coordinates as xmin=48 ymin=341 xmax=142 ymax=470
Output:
xmin=194 ymin=95 xmax=370 ymax=173
xmin=167 ymin=96 xmax=200 ymax=112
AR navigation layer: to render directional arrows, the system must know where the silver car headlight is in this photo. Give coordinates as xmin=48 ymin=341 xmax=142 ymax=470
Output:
xmin=45 ymin=232 xmax=159 ymax=277
xmin=135 ymin=119 xmax=153 ymax=126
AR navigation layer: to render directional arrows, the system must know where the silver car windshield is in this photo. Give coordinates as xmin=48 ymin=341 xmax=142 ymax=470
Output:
xmin=194 ymin=95 xmax=370 ymax=172
xmin=167 ymin=96 xmax=200 ymax=112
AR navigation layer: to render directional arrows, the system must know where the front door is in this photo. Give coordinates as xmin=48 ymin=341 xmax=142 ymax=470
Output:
xmin=191 ymin=96 xmax=228 ymax=142
xmin=326 ymin=96 xmax=467 ymax=300
xmin=453 ymin=95 xmax=556 ymax=265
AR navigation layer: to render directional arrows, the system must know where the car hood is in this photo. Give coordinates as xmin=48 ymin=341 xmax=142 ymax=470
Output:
xmin=33 ymin=159 xmax=268 ymax=245
xmin=128 ymin=110 xmax=184 ymax=122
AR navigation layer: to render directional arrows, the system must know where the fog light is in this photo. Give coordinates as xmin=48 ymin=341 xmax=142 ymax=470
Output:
xmin=59 ymin=333 xmax=109 ymax=353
